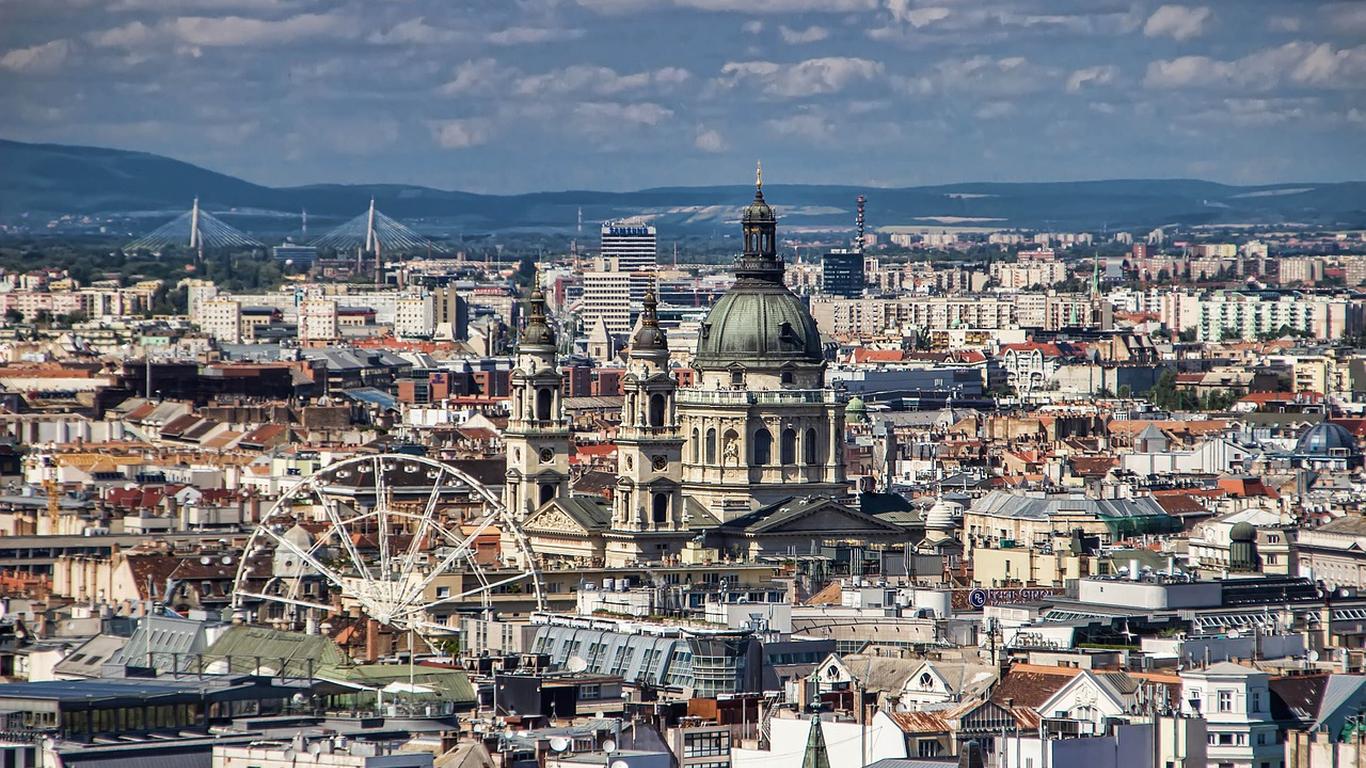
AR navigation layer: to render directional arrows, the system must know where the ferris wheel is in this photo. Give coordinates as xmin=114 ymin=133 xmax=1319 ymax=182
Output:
xmin=230 ymin=454 xmax=543 ymax=638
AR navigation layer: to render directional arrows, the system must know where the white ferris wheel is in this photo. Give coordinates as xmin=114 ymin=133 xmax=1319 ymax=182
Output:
xmin=230 ymin=454 xmax=543 ymax=639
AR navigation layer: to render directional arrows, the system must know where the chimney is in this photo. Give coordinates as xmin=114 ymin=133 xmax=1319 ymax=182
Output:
xmin=365 ymin=618 xmax=380 ymax=663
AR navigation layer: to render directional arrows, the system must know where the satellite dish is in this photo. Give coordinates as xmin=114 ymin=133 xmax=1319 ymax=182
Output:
xmin=549 ymin=737 xmax=571 ymax=753
xmin=1308 ymin=650 xmax=1320 ymax=663
xmin=602 ymin=739 xmax=618 ymax=754
xmin=565 ymin=656 xmax=589 ymax=674
xmin=611 ymin=761 xmax=630 ymax=768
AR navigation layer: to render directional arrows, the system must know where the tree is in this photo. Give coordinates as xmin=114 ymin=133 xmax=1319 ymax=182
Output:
xmin=1117 ymin=384 xmax=1133 ymax=399
xmin=4 ymin=308 xmax=21 ymax=324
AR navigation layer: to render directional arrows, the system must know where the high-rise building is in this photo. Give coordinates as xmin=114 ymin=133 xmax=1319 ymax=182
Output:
xmin=821 ymin=249 xmax=863 ymax=298
xmin=198 ymin=298 xmax=241 ymax=344
xmin=298 ymin=298 xmax=339 ymax=343
xmin=600 ymin=221 xmax=658 ymax=272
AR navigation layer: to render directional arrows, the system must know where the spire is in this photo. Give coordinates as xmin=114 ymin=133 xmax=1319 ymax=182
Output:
xmin=518 ymin=264 xmax=556 ymax=352
xmin=800 ymin=716 xmax=831 ymax=768
xmin=738 ymin=164 xmax=781 ymax=283
xmin=629 ymin=287 xmax=669 ymax=363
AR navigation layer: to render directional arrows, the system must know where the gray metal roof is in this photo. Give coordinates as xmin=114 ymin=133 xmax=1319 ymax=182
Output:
xmin=969 ymin=490 xmax=1170 ymax=521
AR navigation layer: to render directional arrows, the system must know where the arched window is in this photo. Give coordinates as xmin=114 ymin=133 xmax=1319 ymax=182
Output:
xmin=648 ymin=393 xmax=666 ymax=428
xmin=538 ymin=483 xmax=555 ymax=506
xmin=535 ymin=388 xmax=552 ymax=421
xmin=805 ymin=428 xmax=819 ymax=465
xmin=781 ymin=428 xmax=797 ymax=465
xmin=652 ymin=493 xmax=669 ymax=524
xmin=692 ymin=428 xmax=701 ymax=463
xmin=705 ymin=428 xmax=717 ymax=464
xmin=753 ymin=428 xmax=772 ymax=465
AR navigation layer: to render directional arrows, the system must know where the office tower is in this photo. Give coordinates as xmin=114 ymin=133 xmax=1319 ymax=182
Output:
xmin=600 ymin=221 xmax=658 ymax=272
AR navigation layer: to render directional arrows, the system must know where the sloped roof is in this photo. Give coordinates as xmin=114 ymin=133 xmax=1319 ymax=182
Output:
xmin=203 ymin=625 xmax=352 ymax=676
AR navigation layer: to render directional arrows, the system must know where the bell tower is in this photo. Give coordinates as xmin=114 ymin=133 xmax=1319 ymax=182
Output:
xmin=612 ymin=290 xmax=684 ymax=533
xmin=503 ymin=273 xmax=569 ymax=521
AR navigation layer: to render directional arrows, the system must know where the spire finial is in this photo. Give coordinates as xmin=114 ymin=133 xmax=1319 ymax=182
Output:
xmin=756 ymin=160 xmax=763 ymax=192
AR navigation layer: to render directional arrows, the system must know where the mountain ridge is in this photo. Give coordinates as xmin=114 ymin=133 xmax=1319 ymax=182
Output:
xmin=3 ymin=139 xmax=1364 ymax=232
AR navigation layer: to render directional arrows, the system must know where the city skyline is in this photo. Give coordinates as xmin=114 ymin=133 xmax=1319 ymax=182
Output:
xmin=1 ymin=0 xmax=1364 ymax=194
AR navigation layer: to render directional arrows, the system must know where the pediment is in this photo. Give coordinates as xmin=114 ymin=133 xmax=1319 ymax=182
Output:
xmin=525 ymin=506 xmax=589 ymax=536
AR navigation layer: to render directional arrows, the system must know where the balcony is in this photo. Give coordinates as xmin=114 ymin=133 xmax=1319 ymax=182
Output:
xmin=676 ymin=388 xmax=839 ymax=407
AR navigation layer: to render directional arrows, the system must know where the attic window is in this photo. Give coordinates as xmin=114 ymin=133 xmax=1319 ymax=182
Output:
xmin=781 ymin=368 xmax=795 ymax=385
xmin=731 ymin=369 xmax=745 ymax=387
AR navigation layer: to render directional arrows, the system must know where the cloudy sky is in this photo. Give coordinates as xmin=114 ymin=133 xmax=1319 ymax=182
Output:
xmin=1 ymin=0 xmax=1364 ymax=192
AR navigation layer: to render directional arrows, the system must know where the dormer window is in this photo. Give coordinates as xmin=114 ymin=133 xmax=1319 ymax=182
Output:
xmin=730 ymin=367 xmax=745 ymax=387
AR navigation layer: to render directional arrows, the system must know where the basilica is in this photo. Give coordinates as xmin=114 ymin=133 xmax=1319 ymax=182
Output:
xmin=507 ymin=172 xmax=909 ymax=568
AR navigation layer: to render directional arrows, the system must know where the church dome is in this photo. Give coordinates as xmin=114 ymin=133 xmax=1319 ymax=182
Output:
xmin=1295 ymin=422 xmax=1359 ymax=456
xmin=925 ymin=499 xmax=960 ymax=532
xmin=694 ymin=285 xmax=823 ymax=369
xmin=845 ymin=396 xmax=867 ymax=423
xmin=518 ymin=282 xmax=556 ymax=351
xmin=1229 ymin=521 xmax=1257 ymax=542
xmin=694 ymin=167 xmax=823 ymax=373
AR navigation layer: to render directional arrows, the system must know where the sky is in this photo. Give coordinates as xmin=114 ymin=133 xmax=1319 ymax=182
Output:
xmin=1 ymin=0 xmax=1364 ymax=193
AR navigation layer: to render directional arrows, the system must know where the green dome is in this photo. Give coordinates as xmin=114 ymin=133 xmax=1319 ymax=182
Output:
xmin=1229 ymin=521 xmax=1257 ymax=542
xmin=845 ymin=396 xmax=867 ymax=422
xmin=694 ymin=283 xmax=823 ymax=370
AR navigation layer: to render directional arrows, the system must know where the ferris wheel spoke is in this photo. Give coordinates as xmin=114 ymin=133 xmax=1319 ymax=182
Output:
xmin=236 ymin=591 xmax=334 ymax=614
xmin=395 ymin=510 xmax=502 ymax=609
xmin=374 ymin=456 xmax=392 ymax=580
xmin=322 ymin=496 xmax=376 ymax=586
xmin=259 ymin=525 xmax=347 ymax=586
xmin=398 ymin=474 xmax=445 ymax=581
xmin=401 ymin=570 xmax=534 ymax=615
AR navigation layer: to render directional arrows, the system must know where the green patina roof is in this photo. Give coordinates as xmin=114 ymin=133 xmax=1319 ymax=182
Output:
xmin=694 ymin=284 xmax=823 ymax=370
xmin=324 ymin=664 xmax=476 ymax=705
xmin=203 ymin=625 xmax=352 ymax=677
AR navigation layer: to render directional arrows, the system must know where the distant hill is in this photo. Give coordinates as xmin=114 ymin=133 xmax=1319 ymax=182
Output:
xmin=3 ymin=138 xmax=1365 ymax=233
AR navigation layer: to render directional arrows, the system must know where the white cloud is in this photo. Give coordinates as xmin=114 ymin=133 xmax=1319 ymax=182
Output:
xmin=1324 ymin=3 xmax=1366 ymax=34
xmin=368 ymin=18 xmax=463 ymax=45
xmin=88 ymin=21 xmax=154 ymax=48
xmin=1144 ymin=42 xmax=1366 ymax=90
xmin=571 ymin=102 xmax=674 ymax=134
xmin=779 ymin=25 xmax=829 ymax=44
xmin=167 ymin=12 xmax=358 ymax=47
xmin=766 ymin=112 xmax=834 ymax=142
xmin=885 ymin=2 xmax=951 ymax=28
xmin=430 ymin=118 xmax=492 ymax=149
xmin=1143 ymin=5 xmax=1212 ymax=41
xmin=577 ymin=0 xmax=875 ymax=13
xmin=514 ymin=65 xmax=690 ymax=97
xmin=695 ymin=126 xmax=727 ymax=152
xmin=717 ymin=56 xmax=882 ymax=98
xmin=1066 ymin=65 xmax=1117 ymax=93
xmin=894 ymin=55 xmax=1055 ymax=98
xmin=0 ymin=39 xmax=71 ymax=73
xmin=439 ymin=58 xmax=508 ymax=96
xmin=487 ymin=26 xmax=586 ymax=45
xmin=742 ymin=20 xmax=763 ymax=34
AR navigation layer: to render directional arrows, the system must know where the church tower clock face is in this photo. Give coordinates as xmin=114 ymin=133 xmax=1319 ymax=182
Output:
xmin=540 ymin=448 xmax=554 ymax=463
xmin=652 ymin=456 xmax=668 ymax=471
